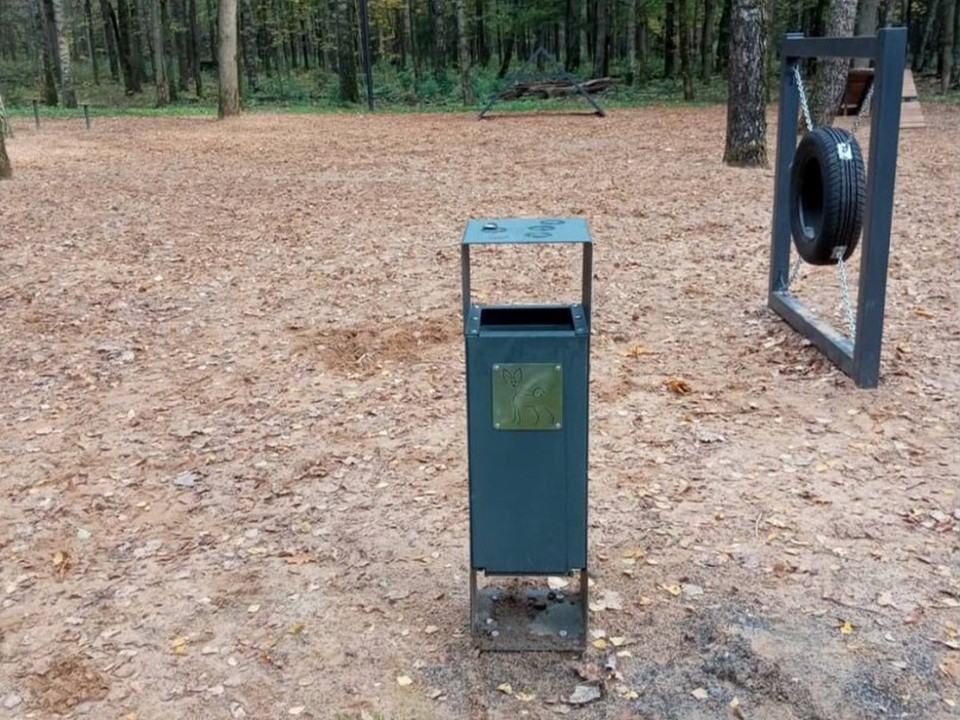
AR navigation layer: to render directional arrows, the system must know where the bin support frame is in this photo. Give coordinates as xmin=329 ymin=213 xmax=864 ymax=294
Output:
xmin=462 ymin=218 xmax=593 ymax=652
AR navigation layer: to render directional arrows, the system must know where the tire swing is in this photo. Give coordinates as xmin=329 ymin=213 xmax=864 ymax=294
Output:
xmin=789 ymin=66 xmax=868 ymax=267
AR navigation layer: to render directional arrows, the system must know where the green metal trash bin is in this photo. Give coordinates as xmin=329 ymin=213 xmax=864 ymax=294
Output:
xmin=462 ymin=218 xmax=592 ymax=651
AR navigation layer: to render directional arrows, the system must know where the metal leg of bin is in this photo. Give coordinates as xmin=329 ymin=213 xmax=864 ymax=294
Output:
xmin=469 ymin=570 xmax=479 ymax=637
xmin=579 ymin=568 xmax=589 ymax=635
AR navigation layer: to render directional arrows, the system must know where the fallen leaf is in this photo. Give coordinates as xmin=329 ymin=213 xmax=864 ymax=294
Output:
xmin=662 ymin=584 xmax=682 ymax=597
xmin=497 ymin=683 xmax=513 ymax=695
xmin=171 ymin=637 xmax=189 ymax=655
xmin=548 ymin=576 xmax=569 ymax=590
xmin=424 ymin=625 xmax=439 ymax=634
xmin=691 ymin=687 xmax=709 ymax=700
xmin=515 ymin=691 xmax=536 ymax=702
xmin=567 ymin=684 xmax=601 ymax=705
xmin=609 ymin=636 xmax=627 ymax=647
xmin=839 ymin=621 xmax=855 ymax=635
xmin=591 ymin=638 xmax=608 ymax=650
xmin=247 ymin=604 xmax=260 ymax=614
xmin=876 ymin=592 xmax=895 ymax=607
xmin=173 ymin=471 xmax=198 ymax=488
xmin=396 ymin=675 xmax=413 ymax=687
xmin=665 ymin=377 xmax=692 ymax=395
xmin=288 ymin=622 xmax=305 ymax=635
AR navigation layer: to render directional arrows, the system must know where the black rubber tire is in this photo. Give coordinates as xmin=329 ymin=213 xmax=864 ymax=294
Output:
xmin=789 ymin=127 xmax=866 ymax=266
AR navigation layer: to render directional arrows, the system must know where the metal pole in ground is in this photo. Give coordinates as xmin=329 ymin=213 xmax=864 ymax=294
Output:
xmin=83 ymin=104 xmax=90 ymax=130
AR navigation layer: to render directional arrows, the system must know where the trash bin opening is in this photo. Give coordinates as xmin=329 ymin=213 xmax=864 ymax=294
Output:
xmin=479 ymin=307 xmax=575 ymax=331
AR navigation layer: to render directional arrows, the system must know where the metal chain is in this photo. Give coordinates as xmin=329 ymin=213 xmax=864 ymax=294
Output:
xmin=849 ymin=79 xmax=875 ymax=137
xmin=793 ymin=64 xmax=814 ymax=133
xmin=834 ymin=248 xmax=857 ymax=337
xmin=787 ymin=253 xmax=803 ymax=290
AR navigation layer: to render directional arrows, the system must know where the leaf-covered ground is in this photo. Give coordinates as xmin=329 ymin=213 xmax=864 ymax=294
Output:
xmin=0 ymin=105 xmax=957 ymax=720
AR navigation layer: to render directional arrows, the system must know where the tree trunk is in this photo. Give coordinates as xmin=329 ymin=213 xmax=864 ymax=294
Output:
xmin=131 ymin=0 xmax=148 ymax=87
xmin=335 ymin=0 xmax=358 ymax=102
xmin=456 ymin=0 xmax=474 ymax=103
xmin=594 ymin=0 xmax=607 ymax=77
xmin=626 ymin=0 xmax=637 ymax=81
xmin=723 ymin=0 xmax=767 ymax=166
xmin=0 ymin=130 xmax=11 ymax=180
xmin=664 ymin=0 xmax=676 ymax=77
xmin=99 ymin=0 xmax=121 ymax=80
xmin=679 ymin=0 xmax=694 ymax=98
xmin=913 ymin=0 xmax=940 ymax=71
xmin=953 ymin=0 xmax=960 ymax=86
xmin=240 ymin=0 xmax=257 ymax=91
xmin=812 ymin=0 xmax=856 ymax=126
xmin=715 ymin=0 xmax=731 ymax=72
xmin=41 ymin=0 xmax=62 ymax=82
xmin=149 ymin=0 xmax=169 ymax=105
xmin=432 ymin=0 xmax=446 ymax=80
xmin=943 ymin=0 xmax=955 ymax=91
xmin=37 ymin=1 xmax=59 ymax=105
xmin=579 ymin=0 xmax=588 ymax=69
xmin=114 ymin=0 xmax=142 ymax=92
xmin=405 ymin=0 xmax=420 ymax=84
xmin=701 ymin=0 xmax=715 ymax=81
xmin=188 ymin=0 xmax=202 ymax=95
xmin=173 ymin=0 xmax=191 ymax=91
xmin=83 ymin=0 xmax=101 ymax=84
xmin=218 ymin=0 xmax=240 ymax=115
xmin=0 ymin=87 xmax=9 ymax=177
xmin=853 ymin=0 xmax=879 ymax=67
xmin=497 ymin=33 xmax=513 ymax=77
xmin=51 ymin=0 xmax=77 ymax=107
xmin=639 ymin=5 xmax=649 ymax=75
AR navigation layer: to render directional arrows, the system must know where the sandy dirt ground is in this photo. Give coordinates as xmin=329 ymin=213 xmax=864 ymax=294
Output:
xmin=0 ymin=104 xmax=957 ymax=720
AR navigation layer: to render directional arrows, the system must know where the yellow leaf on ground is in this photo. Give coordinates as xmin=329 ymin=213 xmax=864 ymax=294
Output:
xmin=839 ymin=621 xmax=855 ymax=635
xmin=171 ymin=637 xmax=189 ymax=655
xmin=497 ymin=683 xmax=513 ymax=695
xmin=624 ymin=346 xmax=655 ymax=359
xmin=591 ymin=638 xmax=609 ymax=650
xmin=663 ymin=584 xmax=683 ymax=596
xmin=396 ymin=675 xmax=413 ymax=687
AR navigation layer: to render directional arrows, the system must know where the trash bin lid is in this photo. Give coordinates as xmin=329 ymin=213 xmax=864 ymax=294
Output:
xmin=462 ymin=218 xmax=592 ymax=245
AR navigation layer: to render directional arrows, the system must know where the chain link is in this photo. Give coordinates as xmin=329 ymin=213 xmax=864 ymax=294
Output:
xmin=834 ymin=249 xmax=857 ymax=337
xmin=787 ymin=253 xmax=803 ymax=291
xmin=849 ymin=79 xmax=875 ymax=137
xmin=793 ymin=64 xmax=814 ymax=133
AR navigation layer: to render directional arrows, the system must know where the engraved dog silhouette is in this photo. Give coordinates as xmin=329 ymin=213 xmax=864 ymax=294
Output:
xmin=502 ymin=368 xmax=555 ymax=427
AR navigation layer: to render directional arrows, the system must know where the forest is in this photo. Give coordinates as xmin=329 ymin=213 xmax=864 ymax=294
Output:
xmin=0 ymin=0 xmax=956 ymax=112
